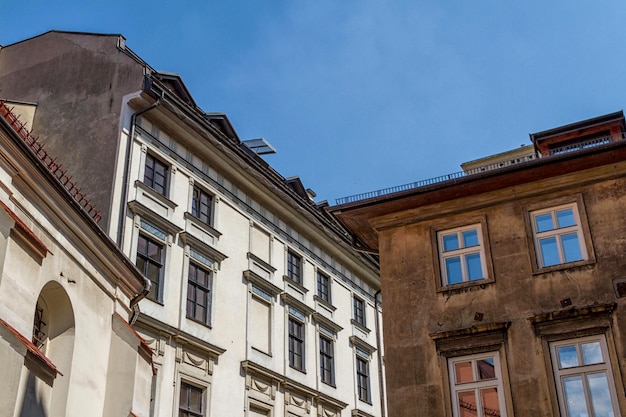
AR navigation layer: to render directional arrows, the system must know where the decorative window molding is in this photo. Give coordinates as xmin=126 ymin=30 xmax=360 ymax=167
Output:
xmin=349 ymin=336 xmax=377 ymax=355
xmin=312 ymin=313 xmax=343 ymax=334
xmin=180 ymin=231 xmax=227 ymax=263
xmin=528 ymin=302 xmax=615 ymax=338
xmin=129 ymin=200 xmax=182 ymax=238
xmin=430 ymin=322 xmax=510 ymax=357
xmin=243 ymin=270 xmax=282 ymax=297
xmin=280 ymin=293 xmax=315 ymax=316
xmin=184 ymin=211 xmax=222 ymax=242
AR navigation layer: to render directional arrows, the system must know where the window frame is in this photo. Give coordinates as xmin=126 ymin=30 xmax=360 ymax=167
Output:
xmin=136 ymin=232 xmax=165 ymax=303
xmin=319 ymin=332 xmax=335 ymax=386
xmin=355 ymin=349 xmax=371 ymax=404
xmin=432 ymin=216 xmax=494 ymax=291
xmin=288 ymin=309 xmax=306 ymax=372
xmin=143 ymin=152 xmax=170 ymax=197
xmin=186 ymin=260 xmax=213 ymax=327
xmin=191 ymin=186 xmax=214 ymax=226
xmin=353 ymin=296 xmax=366 ymax=327
xmin=316 ymin=271 xmax=332 ymax=304
xmin=437 ymin=223 xmax=488 ymax=286
xmin=549 ymin=335 xmax=621 ymax=417
xmin=529 ymin=202 xmax=589 ymax=270
xmin=178 ymin=381 xmax=205 ymax=417
xmin=286 ymin=249 xmax=303 ymax=285
xmin=447 ymin=351 xmax=508 ymax=417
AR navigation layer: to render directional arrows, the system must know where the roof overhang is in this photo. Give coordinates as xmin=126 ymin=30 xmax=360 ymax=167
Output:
xmin=329 ymin=139 xmax=626 ymax=252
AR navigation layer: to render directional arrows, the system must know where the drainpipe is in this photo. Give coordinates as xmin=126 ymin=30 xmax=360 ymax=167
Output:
xmin=129 ymin=278 xmax=151 ymax=325
xmin=374 ymin=289 xmax=386 ymax=417
xmin=116 ymin=98 xmax=160 ymax=247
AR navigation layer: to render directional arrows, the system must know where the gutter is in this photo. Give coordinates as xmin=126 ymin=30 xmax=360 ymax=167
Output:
xmin=374 ymin=289 xmax=386 ymax=417
xmin=116 ymin=95 xmax=161 ymax=248
xmin=118 ymin=93 xmax=160 ymax=325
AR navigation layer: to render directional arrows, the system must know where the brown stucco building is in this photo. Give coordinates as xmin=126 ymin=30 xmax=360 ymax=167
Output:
xmin=330 ymin=112 xmax=626 ymax=416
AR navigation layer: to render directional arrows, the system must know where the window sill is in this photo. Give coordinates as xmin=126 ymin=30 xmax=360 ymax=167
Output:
xmin=135 ymin=180 xmax=177 ymax=210
xmin=289 ymin=365 xmax=306 ymax=374
xmin=532 ymin=258 xmax=595 ymax=275
xmin=186 ymin=316 xmax=212 ymax=330
xmin=437 ymin=278 xmax=494 ymax=294
xmin=351 ymin=319 xmax=370 ymax=334
xmin=184 ymin=211 xmax=222 ymax=238
xmin=314 ymin=295 xmax=336 ymax=311
xmin=283 ymin=275 xmax=309 ymax=293
xmin=321 ymin=380 xmax=336 ymax=389
xmin=145 ymin=297 xmax=164 ymax=306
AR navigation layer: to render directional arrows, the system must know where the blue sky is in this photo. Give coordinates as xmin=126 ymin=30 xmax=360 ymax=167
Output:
xmin=3 ymin=1 xmax=626 ymax=204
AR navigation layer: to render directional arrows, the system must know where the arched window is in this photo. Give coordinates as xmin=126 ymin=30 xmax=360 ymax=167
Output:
xmin=21 ymin=282 xmax=75 ymax=417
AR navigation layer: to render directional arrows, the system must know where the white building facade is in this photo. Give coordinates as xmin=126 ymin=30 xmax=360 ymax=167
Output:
xmin=0 ymin=31 xmax=385 ymax=417
xmin=0 ymin=99 xmax=153 ymax=417
xmin=119 ymin=81 xmax=385 ymax=417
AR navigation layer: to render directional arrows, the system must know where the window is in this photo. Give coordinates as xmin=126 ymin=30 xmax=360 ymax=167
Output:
xmin=288 ymin=309 xmax=305 ymax=371
xmin=438 ymin=224 xmax=487 ymax=285
xmin=192 ymin=187 xmax=213 ymax=225
xmin=320 ymin=333 xmax=335 ymax=385
xmin=353 ymin=296 xmax=366 ymax=326
xmin=287 ymin=250 xmax=302 ymax=284
xmin=356 ymin=351 xmax=371 ymax=403
xmin=179 ymin=382 xmax=204 ymax=417
xmin=187 ymin=262 xmax=213 ymax=326
xmin=448 ymin=352 xmax=507 ymax=417
xmin=317 ymin=271 xmax=331 ymax=303
xmin=32 ymin=301 xmax=47 ymax=349
xmin=144 ymin=153 xmax=169 ymax=196
xmin=136 ymin=233 xmax=165 ymax=302
xmin=531 ymin=204 xmax=587 ymax=268
xmin=550 ymin=335 xmax=620 ymax=417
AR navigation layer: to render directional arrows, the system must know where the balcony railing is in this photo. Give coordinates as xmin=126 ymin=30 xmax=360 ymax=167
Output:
xmin=335 ymin=133 xmax=625 ymax=206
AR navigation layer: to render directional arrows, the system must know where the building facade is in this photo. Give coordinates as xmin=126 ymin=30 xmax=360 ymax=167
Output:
xmin=0 ymin=98 xmax=153 ymax=416
xmin=330 ymin=112 xmax=626 ymax=416
xmin=0 ymin=31 xmax=385 ymax=417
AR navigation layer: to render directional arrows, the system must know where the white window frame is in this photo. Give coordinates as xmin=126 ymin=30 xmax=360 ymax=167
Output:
xmin=438 ymin=224 xmax=488 ymax=286
xmin=550 ymin=335 xmax=621 ymax=417
xmin=448 ymin=352 xmax=508 ymax=417
xmin=530 ymin=203 xmax=588 ymax=268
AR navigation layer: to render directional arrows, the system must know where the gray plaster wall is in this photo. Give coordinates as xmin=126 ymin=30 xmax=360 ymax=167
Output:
xmin=0 ymin=31 xmax=146 ymax=230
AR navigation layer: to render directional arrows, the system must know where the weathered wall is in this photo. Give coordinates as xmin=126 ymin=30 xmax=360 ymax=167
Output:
xmin=0 ymin=31 xmax=145 ymax=229
xmin=378 ymin=169 xmax=626 ymax=416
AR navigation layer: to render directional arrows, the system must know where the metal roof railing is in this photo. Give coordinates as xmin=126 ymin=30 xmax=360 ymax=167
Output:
xmin=335 ymin=133 xmax=625 ymax=206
